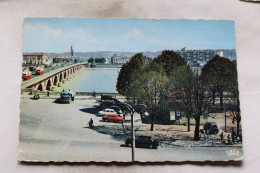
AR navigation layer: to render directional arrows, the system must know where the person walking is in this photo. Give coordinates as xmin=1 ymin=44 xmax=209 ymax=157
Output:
xmin=227 ymin=134 xmax=231 ymax=145
xmin=88 ymin=118 xmax=94 ymax=128
xmin=220 ymin=132 xmax=224 ymax=143
xmin=231 ymin=129 xmax=236 ymax=144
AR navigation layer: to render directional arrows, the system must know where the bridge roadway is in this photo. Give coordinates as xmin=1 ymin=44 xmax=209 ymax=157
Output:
xmin=21 ymin=63 xmax=87 ymax=91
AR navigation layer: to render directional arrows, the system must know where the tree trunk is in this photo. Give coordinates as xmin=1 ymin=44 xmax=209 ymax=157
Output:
xmin=236 ymin=112 xmax=240 ymax=136
xmin=187 ymin=116 xmax=190 ymax=132
xmin=150 ymin=112 xmax=155 ymax=131
xmin=194 ymin=116 xmax=201 ymax=141
xmin=212 ymin=91 xmax=215 ymax=106
xmin=220 ymin=91 xmax=223 ymax=110
xmin=236 ymin=98 xmax=240 ymax=136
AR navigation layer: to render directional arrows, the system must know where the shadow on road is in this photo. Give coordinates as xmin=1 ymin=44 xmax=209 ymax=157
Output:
xmin=89 ymin=125 xmax=130 ymax=141
xmin=79 ymin=105 xmax=100 ymax=115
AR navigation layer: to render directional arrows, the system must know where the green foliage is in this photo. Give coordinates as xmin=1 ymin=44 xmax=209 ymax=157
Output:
xmin=88 ymin=57 xmax=94 ymax=63
xmin=168 ymin=65 xmax=213 ymax=140
xmin=202 ymin=55 xmax=237 ymax=92
xmin=153 ymin=50 xmax=186 ymax=76
xmin=95 ymin=57 xmax=106 ymax=63
xmin=116 ymin=53 xmax=146 ymax=95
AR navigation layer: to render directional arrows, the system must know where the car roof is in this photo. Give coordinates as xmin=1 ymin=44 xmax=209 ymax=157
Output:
xmin=104 ymin=109 xmax=114 ymax=111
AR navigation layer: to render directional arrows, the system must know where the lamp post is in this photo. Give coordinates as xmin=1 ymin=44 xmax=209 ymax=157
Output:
xmin=122 ymin=102 xmax=135 ymax=161
xmin=120 ymin=102 xmax=146 ymax=161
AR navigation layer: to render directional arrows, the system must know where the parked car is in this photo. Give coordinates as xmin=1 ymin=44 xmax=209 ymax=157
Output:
xmin=97 ymin=108 xmax=115 ymax=116
xmin=102 ymin=114 xmax=125 ymax=123
xmin=110 ymin=105 xmax=123 ymax=114
xmin=125 ymin=136 xmax=159 ymax=149
xmin=204 ymin=122 xmax=219 ymax=134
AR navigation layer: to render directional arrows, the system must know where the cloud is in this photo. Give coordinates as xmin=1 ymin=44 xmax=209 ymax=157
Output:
xmin=123 ymin=29 xmax=168 ymax=46
xmin=65 ymin=29 xmax=99 ymax=43
xmin=24 ymin=23 xmax=61 ymax=37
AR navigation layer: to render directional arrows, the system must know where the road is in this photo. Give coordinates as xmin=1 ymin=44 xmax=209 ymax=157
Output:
xmin=22 ymin=64 xmax=68 ymax=81
xmin=19 ymin=95 xmax=243 ymax=162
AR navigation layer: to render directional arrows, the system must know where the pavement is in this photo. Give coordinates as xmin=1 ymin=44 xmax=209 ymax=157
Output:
xmin=19 ymin=94 xmax=243 ymax=161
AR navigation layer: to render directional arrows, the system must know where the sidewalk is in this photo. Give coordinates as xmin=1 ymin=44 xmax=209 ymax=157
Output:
xmin=161 ymin=138 xmax=243 ymax=148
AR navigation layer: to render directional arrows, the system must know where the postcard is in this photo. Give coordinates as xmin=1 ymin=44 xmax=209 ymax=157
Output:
xmin=19 ymin=18 xmax=243 ymax=162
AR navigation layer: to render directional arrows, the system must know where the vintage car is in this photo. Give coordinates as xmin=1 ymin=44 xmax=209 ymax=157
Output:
xmin=97 ymin=108 xmax=115 ymax=117
xmin=110 ymin=105 xmax=123 ymax=114
xmin=102 ymin=114 xmax=125 ymax=123
xmin=204 ymin=122 xmax=219 ymax=134
xmin=125 ymin=136 xmax=159 ymax=149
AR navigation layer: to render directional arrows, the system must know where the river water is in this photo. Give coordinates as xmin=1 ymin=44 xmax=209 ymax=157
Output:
xmin=65 ymin=68 xmax=120 ymax=93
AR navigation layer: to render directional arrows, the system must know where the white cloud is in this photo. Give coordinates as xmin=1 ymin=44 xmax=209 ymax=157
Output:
xmin=123 ymin=29 xmax=168 ymax=46
xmin=38 ymin=23 xmax=61 ymax=37
xmin=65 ymin=29 xmax=99 ymax=43
xmin=24 ymin=23 xmax=61 ymax=37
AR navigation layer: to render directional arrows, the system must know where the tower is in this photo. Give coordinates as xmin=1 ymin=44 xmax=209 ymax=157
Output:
xmin=71 ymin=45 xmax=74 ymax=57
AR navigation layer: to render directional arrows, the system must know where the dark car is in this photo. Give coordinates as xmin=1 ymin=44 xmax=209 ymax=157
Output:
xmin=125 ymin=136 xmax=159 ymax=149
xmin=204 ymin=122 xmax=219 ymax=134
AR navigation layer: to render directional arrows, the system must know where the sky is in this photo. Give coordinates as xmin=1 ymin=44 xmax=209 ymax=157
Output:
xmin=23 ymin=18 xmax=236 ymax=53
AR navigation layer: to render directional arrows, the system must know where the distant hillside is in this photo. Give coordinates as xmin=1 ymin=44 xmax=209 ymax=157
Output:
xmin=47 ymin=49 xmax=236 ymax=59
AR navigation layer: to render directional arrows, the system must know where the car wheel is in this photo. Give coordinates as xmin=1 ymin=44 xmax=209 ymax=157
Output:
xmin=149 ymin=144 xmax=153 ymax=149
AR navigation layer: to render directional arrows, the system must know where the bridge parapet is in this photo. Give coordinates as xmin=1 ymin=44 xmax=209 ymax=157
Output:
xmin=21 ymin=63 xmax=86 ymax=90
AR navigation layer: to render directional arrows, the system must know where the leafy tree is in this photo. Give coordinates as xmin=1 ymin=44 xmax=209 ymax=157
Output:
xmin=128 ymin=67 xmax=169 ymax=131
xmin=153 ymin=50 xmax=186 ymax=76
xmin=88 ymin=57 xmax=94 ymax=63
xmin=168 ymin=65 xmax=213 ymax=140
xmin=225 ymin=66 xmax=241 ymax=136
xmin=95 ymin=57 xmax=106 ymax=63
xmin=201 ymin=55 xmax=237 ymax=109
xmin=116 ymin=53 xmax=146 ymax=95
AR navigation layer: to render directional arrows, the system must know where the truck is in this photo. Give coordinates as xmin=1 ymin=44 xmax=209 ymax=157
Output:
xmin=58 ymin=91 xmax=75 ymax=103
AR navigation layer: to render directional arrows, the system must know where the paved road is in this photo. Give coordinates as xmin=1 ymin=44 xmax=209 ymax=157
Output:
xmin=22 ymin=64 xmax=68 ymax=82
xmin=19 ymin=95 xmax=243 ymax=162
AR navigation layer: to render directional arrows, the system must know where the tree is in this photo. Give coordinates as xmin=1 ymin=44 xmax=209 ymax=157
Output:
xmin=153 ymin=50 xmax=186 ymax=76
xmin=95 ymin=57 xmax=106 ymax=63
xmin=88 ymin=57 xmax=94 ymax=63
xmin=116 ymin=53 xmax=146 ymax=95
xmin=225 ymin=66 xmax=241 ymax=136
xmin=168 ymin=65 xmax=213 ymax=140
xmin=128 ymin=67 xmax=169 ymax=131
xmin=201 ymin=55 xmax=237 ymax=109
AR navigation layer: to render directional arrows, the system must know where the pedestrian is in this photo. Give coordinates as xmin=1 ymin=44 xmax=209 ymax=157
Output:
xmin=47 ymin=90 xmax=50 ymax=97
xmin=231 ymin=129 xmax=236 ymax=144
xmin=200 ymin=129 xmax=204 ymax=138
xmin=227 ymin=134 xmax=231 ymax=145
xmin=219 ymin=132 xmax=224 ymax=143
xmin=88 ymin=118 xmax=94 ymax=128
xmin=205 ymin=129 xmax=210 ymax=138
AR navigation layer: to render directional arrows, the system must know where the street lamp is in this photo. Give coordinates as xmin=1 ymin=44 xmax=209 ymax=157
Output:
xmin=119 ymin=102 xmax=146 ymax=161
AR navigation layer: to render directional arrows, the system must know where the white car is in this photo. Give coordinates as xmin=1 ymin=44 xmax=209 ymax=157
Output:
xmin=97 ymin=109 xmax=115 ymax=117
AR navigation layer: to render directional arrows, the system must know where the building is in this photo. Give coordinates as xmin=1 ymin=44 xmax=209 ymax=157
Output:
xmin=111 ymin=54 xmax=131 ymax=64
xmin=23 ymin=52 xmax=52 ymax=66
xmin=53 ymin=56 xmax=74 ymax=64
xmin=175 ymin=48 xmax=215 ymax=67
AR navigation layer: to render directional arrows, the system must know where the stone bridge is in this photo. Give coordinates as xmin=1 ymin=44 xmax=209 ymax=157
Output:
xmin=21 ymin=63 xmax=86 ymax=92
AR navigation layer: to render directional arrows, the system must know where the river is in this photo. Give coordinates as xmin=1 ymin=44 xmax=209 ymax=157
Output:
xmin=65 ymin=68 xmax=120 ymax=93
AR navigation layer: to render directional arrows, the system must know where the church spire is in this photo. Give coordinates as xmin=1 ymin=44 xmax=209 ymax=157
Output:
xmin=71 ymin=45 xmax=74 ymax=57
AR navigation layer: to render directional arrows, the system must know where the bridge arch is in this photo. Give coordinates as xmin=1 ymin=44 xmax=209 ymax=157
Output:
xmin=46 ymin=79 xmax=52 ymax=90
xmin=53 ymin=75 xmax=58 ymax=85
xmin=64 ymin=71 xmax=67 ymax=79
xmin=59 ymin=73 xmax=63 ymax=82
xmin=37 ymin=83 xmax=43 ymax=91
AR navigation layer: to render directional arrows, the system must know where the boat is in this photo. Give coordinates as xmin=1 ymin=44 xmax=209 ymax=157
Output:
xmin=22 ymin=71 xmax=32 ymax=80
xmin=35 ymin=67 xmax=44 ymax=75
